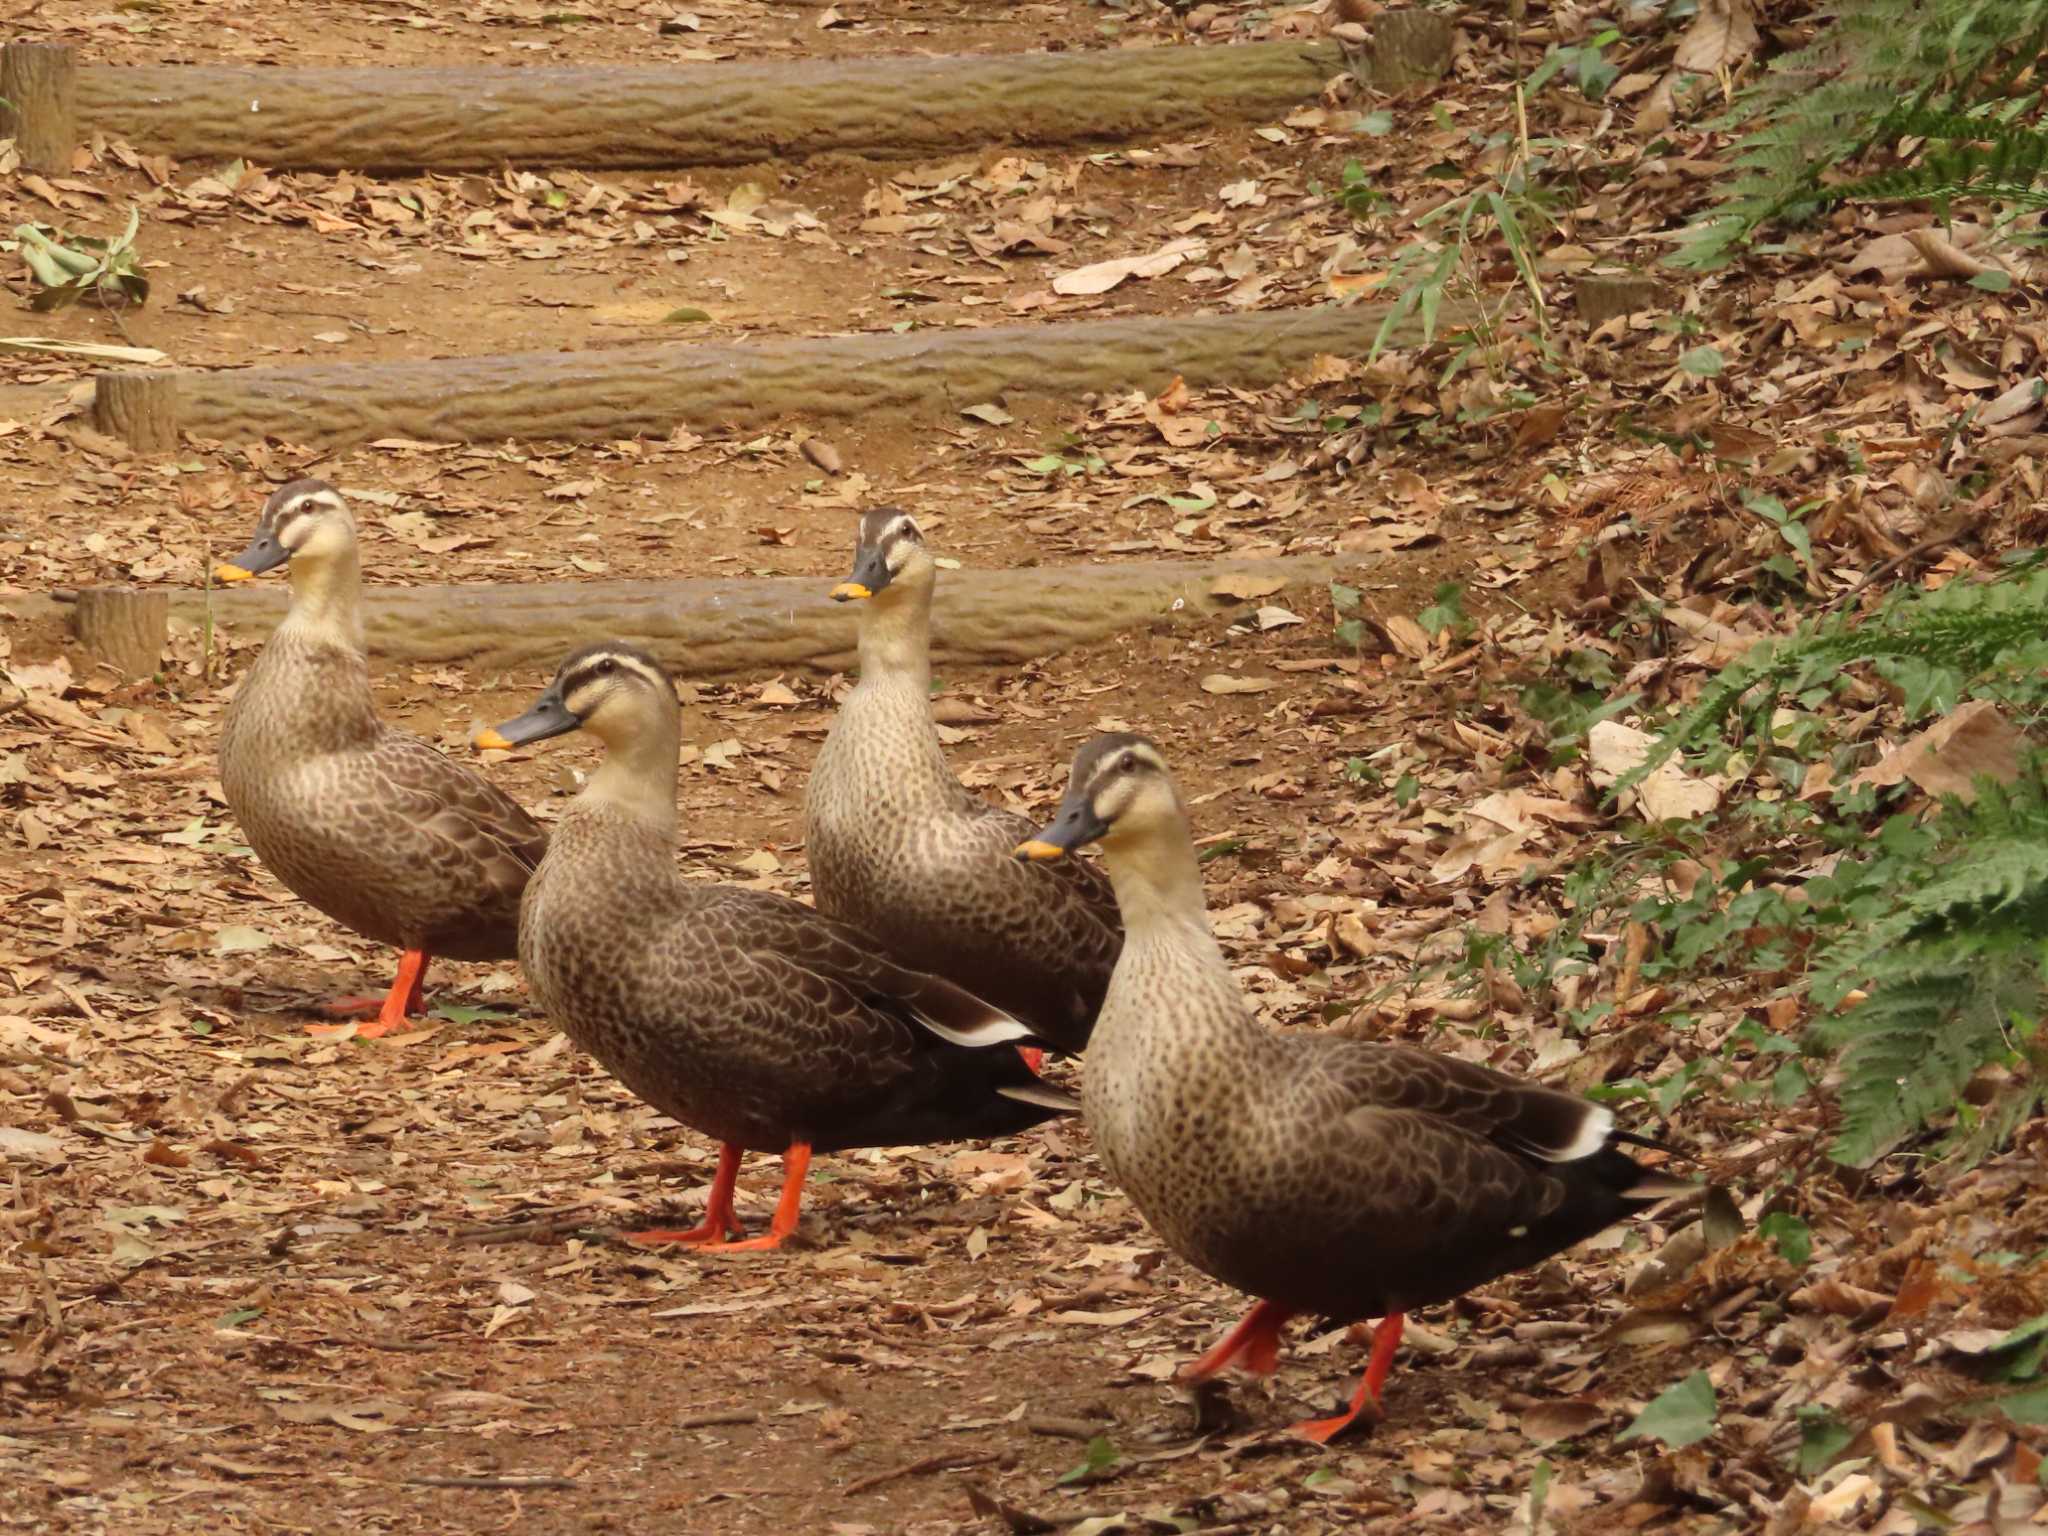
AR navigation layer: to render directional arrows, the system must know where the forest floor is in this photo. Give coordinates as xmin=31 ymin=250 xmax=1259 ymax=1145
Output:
xmin=5 ymin=2 xmax=2048 ymax=1534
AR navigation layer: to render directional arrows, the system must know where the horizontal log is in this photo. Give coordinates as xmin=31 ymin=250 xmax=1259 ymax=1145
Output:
xmin=92 ymin=303 xmax=1430 ymax=452
xmin=4 ymin=22 xmax=1451 ymax=173
xmin=22 ymin=553 xmax=1361 ymax=680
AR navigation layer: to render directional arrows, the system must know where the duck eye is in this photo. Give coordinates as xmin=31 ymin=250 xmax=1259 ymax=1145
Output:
xmin=1119 ymin=754 xmax=1136 ymax=774
xmin=597 ymin=658 xmax=615 ymax=675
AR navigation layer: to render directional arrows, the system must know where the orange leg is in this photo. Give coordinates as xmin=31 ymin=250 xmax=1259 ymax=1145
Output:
xmin=313 ymin=950 xmax=430 ymax=1038
xmin=1291 ymin=1311 xmax=1405 ymax=1444
xmin=1018 ymin=1046 xmax=1045 ymax=1073
xmin=1180 ymin=1298 xmax=1297 ymax=1382
xmin=626 ymin=1143 xmax=748 ymax=1246
xmin=698 ymin=1143 xmax=813 ymax=1254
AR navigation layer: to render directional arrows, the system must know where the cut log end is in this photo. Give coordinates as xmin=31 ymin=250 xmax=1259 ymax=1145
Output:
xmin=92 ymin=370 xmax=182 ymax=454
xmin=0 ymin=43 xmax=78 ymax=172
xmin=1576 ymin=272 xmax=1669 ymax=331
xmin=1354 ymin=10 xmax=1458 ymax=90
xmin=73 ymin=586 xmax=169 ymax=678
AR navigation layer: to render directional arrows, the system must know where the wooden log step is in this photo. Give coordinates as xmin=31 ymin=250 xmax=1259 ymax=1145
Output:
xmin=92 ymin=303 xmax=1427 ymax=452
xmin=25 ymin=552 xmax=1363 ymax=681
xmin=1 ymin=22 xmax=1451 ymax=173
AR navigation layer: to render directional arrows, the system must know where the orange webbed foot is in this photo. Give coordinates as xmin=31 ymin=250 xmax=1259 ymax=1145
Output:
xmin=624 ymin=1216 xmax=748 ymax=1247
xmin=1290 ymin=1312 xmax=1404 ymax=1444
xmin=1181 ymin=1298 xmax=1295 ymax=1383
xmin=308 ymin=949 xmax=431 ymax=1039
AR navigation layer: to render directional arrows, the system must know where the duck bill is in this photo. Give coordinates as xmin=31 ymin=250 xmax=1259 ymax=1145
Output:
xmin=1014 ymin=795 xmax=1109 ymax=861
xmin=215 ymin=531 xmax=287 ymax=583
xmin=830 ymin=550 xmax=893 ymax=603
xmin=475 ymin=686 xmax=578 ymax=751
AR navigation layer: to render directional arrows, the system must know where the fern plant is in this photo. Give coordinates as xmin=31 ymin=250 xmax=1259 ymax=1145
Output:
xmin=1674 ymin=0 xmax=2048 ymax=269
xmin=1618 ymin=563 xmax=2048 ymax=798
xmin=1827 ymin=106 xmax=2048 ymax=232
xmin=1812 ymin=771 xmax=2048 ymax=1166
xmin=1621 ymin=561 xmax=2048 ymax=1167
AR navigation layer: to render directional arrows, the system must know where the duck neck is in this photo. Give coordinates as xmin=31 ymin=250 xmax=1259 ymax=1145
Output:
xmin=855 ymin=579 xmax=933 ymax=693
xmin=278 ymin=545 xmax=365 ymax=653
xmin=581 ymin=712 xmax=682 ymax=841
xmin=1100 ymin=822 xmax=1268 ymax=1066
xmin=1102 ymin=825 xmax=1213 ymax=942
xmin=842 ymin=578 xmax=963 ymax=807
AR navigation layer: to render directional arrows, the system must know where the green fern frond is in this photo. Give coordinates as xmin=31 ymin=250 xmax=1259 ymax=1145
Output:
xmin=1673 ymin=0 xmax=2048 ymax=268
xmin=1618 ymin=567 xmax=2048 ymax=797
xmin=1817 ymin=963 xmax=2031 ymax=1167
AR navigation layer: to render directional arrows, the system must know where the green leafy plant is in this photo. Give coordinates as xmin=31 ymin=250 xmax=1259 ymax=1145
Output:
xmin=13 ymin=206 xmax=149 ymax=312
xmin=1526 ymin=27 xmax=1622 ymax=103
xmin=1418 ymin=581 xmax=1475 ymax=642
xmin=1620 ymin=1371 xmax=1718 ymax=1449
xmin=1830 ymin=105 xmax=2048 ymax=219
xmin=1364 ymin=167 xmax=1557 ymax=373
xmin=1336 ymin=159 xmax=1386 ymax=222
xmin=1811 ymin=768 xmax=2048 ymax=1167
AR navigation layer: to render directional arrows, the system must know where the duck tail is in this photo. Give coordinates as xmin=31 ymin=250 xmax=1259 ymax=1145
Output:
xmin=995 ymin=1081 xmax=1082 ymax=1115
xmin=1620 ymin=1169 xmax=1701 ymax=1202
xmin=897 ymin=969 xmax=1041 ymax=1050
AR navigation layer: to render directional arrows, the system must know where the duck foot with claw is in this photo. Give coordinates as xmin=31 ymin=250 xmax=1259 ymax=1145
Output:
xmin=308 ymin=948 xmax=430 ymax=1039
xmin=626 ymin=1143 xmax=813 ymax=1254
xmin=624 ymin=1142 xmax=748 ymax=1246
xmin=1290 ymin=1313 xmax=1403 ymax=1444
xmin=1181 ymin=1298 xmax=1295 ymax=1381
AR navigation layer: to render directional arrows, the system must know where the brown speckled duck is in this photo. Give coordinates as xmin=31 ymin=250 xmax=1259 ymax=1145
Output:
xmin=215 ymin=479 xmax=546 ymax=1038
xmin=476 ymin=641 xmax=1073 ymax=1252
xmin=807 ymin=508 xmax=1121 ymax=1059
xmin=1017 ymin=733 xmax=1690 ymax=1442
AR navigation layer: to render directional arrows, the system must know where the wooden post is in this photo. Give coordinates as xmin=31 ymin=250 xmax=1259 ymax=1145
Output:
xmin=87 ymin=302 xmax=1456 ymax=453
xmin=51 ymin=36 xmax=1456 ymax=172
xmin=92 ymin=370 xmax=181 ymax=453
xmin=15 ymin=553 xmax=1367 ymax=680
xmin=73 ymin=586 xmax=169 ymax=678
xmin=0 ymin=44 xmax=78 ymax=172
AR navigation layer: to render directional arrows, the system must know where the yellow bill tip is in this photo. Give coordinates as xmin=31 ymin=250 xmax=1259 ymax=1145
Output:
xmin=473 ymin=727 xmax=514 ymax=752
xmin=830 ymin=582 xmax=872 ymax=602
xmin=1014 ymin=839 xmax=1066 ymax=861
xmin=213 ymin=562 xmax=254 ymax=583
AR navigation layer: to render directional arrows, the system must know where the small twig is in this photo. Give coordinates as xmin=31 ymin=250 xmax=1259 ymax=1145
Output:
xmin=1832 ymin=521 xmax=1971 ymax=610
xmin=452 ymin=1211 xmax=600 ymax=1245
xmin=676 ymin=1410 xmax=762 ymax=1430
xmin=1025 ymin=1417 xmax=1107 ymax=1442
xmin=403 ymin=1475 xmax=577 ymax=1491
xmin=842 ymin=1450 xmax=1002 ymax=1496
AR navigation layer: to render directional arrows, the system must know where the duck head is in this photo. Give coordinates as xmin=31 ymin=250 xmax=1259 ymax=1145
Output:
xmin=215 ymin=479 xmax=356 ymax=584
xmin=475 ymin=641 xmax=677 ymax=754
xmin=1015 ymin=733 xmax=1183 ymax=862
xmin=830 ymin=506 xmax=933 ymax=604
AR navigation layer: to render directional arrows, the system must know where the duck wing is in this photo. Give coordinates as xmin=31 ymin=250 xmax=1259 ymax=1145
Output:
xmin=340 ymin=729 xmax=547 ymax=954
xmin=933 ymin=801 xmax=1124 ymax=1052
xmin=676 ymin=886 xmax=1069 ymax=1151
xmin=1285 ymin=1041 xmax=1687 ymax=1308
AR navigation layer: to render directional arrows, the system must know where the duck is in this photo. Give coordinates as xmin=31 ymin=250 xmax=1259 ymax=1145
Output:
xmin=214 ymin=478 xmax=547 ymax=1039
xmin=807 ymin=507 xmax=1122 ymax=1059
xmin=1014 ymin=733 xmax=1691 ymax=1442
xmin=475 ymin=640 xmax=1075 ymax=1251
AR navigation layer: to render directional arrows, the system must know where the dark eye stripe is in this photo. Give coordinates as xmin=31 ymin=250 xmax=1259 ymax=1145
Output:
xmin=563 ymin=654 xmax=668 ymax=698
